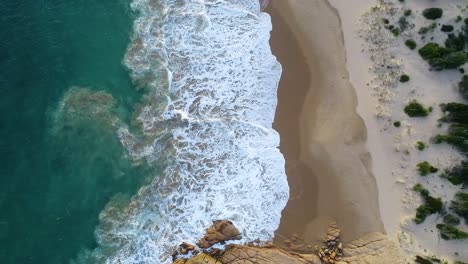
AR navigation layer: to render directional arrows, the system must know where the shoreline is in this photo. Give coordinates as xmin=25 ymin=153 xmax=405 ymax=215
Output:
xmin=267 ymin=0 xmax=383 ymax=245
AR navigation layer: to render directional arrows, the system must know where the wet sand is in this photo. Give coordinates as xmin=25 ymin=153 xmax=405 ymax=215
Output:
xmin=267 ymin=0 xmax=384 ymax=245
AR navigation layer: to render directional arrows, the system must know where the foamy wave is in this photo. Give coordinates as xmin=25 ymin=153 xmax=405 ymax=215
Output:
xmin=95 ymin=1 xmax=289 ymax=263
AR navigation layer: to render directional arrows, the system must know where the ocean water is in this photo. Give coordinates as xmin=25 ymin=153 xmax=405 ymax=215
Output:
xmin=0 ymin=1 xmax=150 ymax=263
xmin=0 ymin=0 xmax=288 ymax=263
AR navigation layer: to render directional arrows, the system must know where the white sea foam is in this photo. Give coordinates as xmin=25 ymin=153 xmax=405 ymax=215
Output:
xmin=95 ymin=0 xmax=289 ymax=263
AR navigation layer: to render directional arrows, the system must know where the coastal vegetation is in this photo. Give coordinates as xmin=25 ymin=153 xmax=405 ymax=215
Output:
xmin=412 ymin=184 xmax=443 ymax=224
xmin=404 ymin=100 xmax=429 ymax=117
xmin=441 ymin=161 xmax=468 ymax=186
xmin=417 ymin=161 xmax=438 ymax=176
xmin=450 ymin=192 xmax=468 ymax=223
xmin=443 ymin=214 xmax=460 ymax=226
xmin=441 ymin=25 xmax=454 ymax=32
xmin=416 ymin=141 xmax=427 ymax=151
xmin=422 ymin=8 xmax=443 ymax=20
xmin=400 ymin=74 xmax=410 ymax=82
xmin=405 ymin=39 xmax=417 ymax=50
xmin=436 ymin=223 xmax=468 ymax=240
xmin=418 ymin=23 xmax=437 ymax=35
xmin=415 ymin=255 xmax=467 ymax=264
xmin=394 ymin=121 xmax=401 ymax=127
xmin=459 ymin=75 xmax=468 ymax=100
xmin=414 ymin=256 xmax=440 ymax=264
xmin=418 ymin=41 xmax=468 ymax=70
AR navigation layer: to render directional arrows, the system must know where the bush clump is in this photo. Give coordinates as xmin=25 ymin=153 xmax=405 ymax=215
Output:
xmin=413 ymin=184 xmax=443 ymax=224
xmin=400 ymin=74 xmax=410 ymax=82
xmin=416 ymin=141 xmax=427 ymax=151
xmin=441 ymin=161 xmax=468 ymax=186
xmin=405 ymin=39 xmax=417 ymax=50
xmin=404 ymin=9 xmax=412 ymax=16
xmin=443 ymin=214 xmax=461 ymax=225
xmin=445 ymin=33 xmax=466 ymax=51
xmin=434 ymin=124 xmax=468 ymax=153
xmin=436 ymin=223 xmax=468 ymax=240
xmin=450 ymin=192 xmax=468 ymax=223
xmin=418 ymin=23 xmax=437 ymax=34
xmin=417 ymin=161 xmax=439 ymax=176
xmin=415 ymin=256 xmax=437 ymax=264
xmin=441 ymin=25 xmax=454 ymax=32
xmin=459 ymin=75 xmax=468 ymax=100
xmin=422 ymin=8 xmax=443 ymax=20
xmin=391 ymin=27 xmax=400 ymax=37
xmin=429 ymin=51 xmax=468 ymax=70
xmin=404 ymin=100 xmax=429 ymax=117
xmin=418 ymin=42 xmax=468 ymax=70
xmin=439 ymin=102 xmax=468 ymax=124
xmin=393 ymin=121 xmax=401 ymax=127
xmin=419 ymin=43 xmax=448 ymax=60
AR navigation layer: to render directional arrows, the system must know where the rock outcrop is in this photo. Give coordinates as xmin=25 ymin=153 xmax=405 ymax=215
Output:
xmin=197 ymin=220 xmax=242 ymax=249
xmin=173 ymin=245 xmax=321 ymax=264
xmin=342 ymin=232 xmax=405 ymax=264
xmin=173 ymin=222 xmax=405 ymax=264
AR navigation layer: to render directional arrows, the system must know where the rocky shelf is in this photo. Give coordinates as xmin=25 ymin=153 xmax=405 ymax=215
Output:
xmin=172 ymin=221 xmax=405 ymax=264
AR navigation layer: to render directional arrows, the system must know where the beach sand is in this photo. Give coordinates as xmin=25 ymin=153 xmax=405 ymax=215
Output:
xmin=327 ymin=0 xmax=468 ymax=260
xmin=267 ymin=0 xmax=384 ymax=246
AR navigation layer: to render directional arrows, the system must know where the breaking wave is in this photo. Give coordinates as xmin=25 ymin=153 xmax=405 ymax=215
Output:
xmin=89 ymin=1 xmax=289 ymax=263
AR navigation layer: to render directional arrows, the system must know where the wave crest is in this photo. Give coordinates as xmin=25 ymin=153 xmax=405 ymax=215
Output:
xmin=92 ymin=1 xmax=288 ymax=263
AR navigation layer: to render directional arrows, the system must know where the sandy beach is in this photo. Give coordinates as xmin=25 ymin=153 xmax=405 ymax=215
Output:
xmin=267 ymin=0 xmax=383 ymax=245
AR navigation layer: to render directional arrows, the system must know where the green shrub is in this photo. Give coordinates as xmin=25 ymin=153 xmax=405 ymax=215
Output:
xmin=441 ymin=25 xmax=454 ymax=32
xmin=405 ymin=39 xmax=417 ymax=50
xmin=459 ymin=75 xmax=468 ymax=100
xmin=439 ymin=103 xmax=468 ymax=124
xmin=418 ymin=41 xmax=468 ymax=70
xmin=419 ymin=43 xmax=448 ymax=60
xmin=416 ymin=141 xmax=427 ymax=151
xmin=400 ymin=74 xmax=410 ymax=82
xmin=436 ymin=223 xmax=468 ymax=240
xmin=404 ymin=100 xmax=429 ymax=117
xmin=441 ymin=161 xmax=468 ymax=186
xmin=450 ymin=192 xmax=468 ymax=222
xmin=418 ymin=23 xmax=437 ymax=34
xmin=404 ymin=9 xmax=412 ymax=16
xmin=434 ymin=124 xmax=468 ymax=153
xmin=417 ymin=161 xmax=438 ymax=176
xmin=422 ymin=8 xmax=443 ymax=20
xmin=415 ymin=256 xmax=434 ymax=264
xmin=382 ymin=18 xmax=390 ymax=24
xmin=413 ymin=183 xmax=427 ymax=194
xmin=429 ymin=51 xmax=468 ymax=70
xmin=445 ymin=33 xmax=466 ymax=51
xmin=413 ymin=184 xmax=443 ymax=224
xmin=443 ymin=214 xmax=461 ymax=225
xmin=393 ymin=121 xmax=401 ymax=127
xmin=398 ymin=16 xmax=409 ymax=31
xmin=391 ymin=27 xmax=400 ymax=37
xmin=465 ymin=18 xmax=468 ymax=25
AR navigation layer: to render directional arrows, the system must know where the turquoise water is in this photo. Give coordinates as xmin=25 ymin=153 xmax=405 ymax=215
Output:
xmin=0 ymin=0 xmax=151 ymax=263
